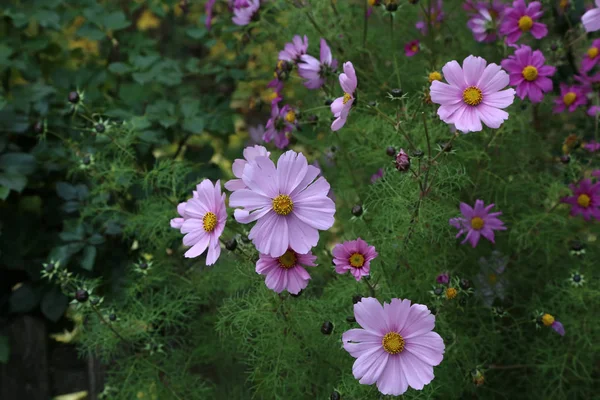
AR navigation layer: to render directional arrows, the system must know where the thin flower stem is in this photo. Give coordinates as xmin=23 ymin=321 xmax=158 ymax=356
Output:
xmin=335 ymin=131 xmax=366 ymax=205
xmin=139 ymin=357 xmax=185 ymax=400
xmin=422 ymin=113 xmax=432 ymax=160
xmin=526 ymin=201 xmax=561 ymax=235
xmin=364 ymin=278 xmax=376 ymax=297
xmin=362 ymin=1 xmax=368 ymax=48
xmin=430 ymin=134 xmax=458 ymax=164
xmin=395 ymin=123 xmax=418 ymax=152
xmin=91 ymin=304 xmax=130 ymax=344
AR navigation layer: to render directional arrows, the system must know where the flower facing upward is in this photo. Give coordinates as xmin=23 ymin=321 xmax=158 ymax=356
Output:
xmin=229 ymin=150 xmax=336 ymax=257
xmin=263 ymin=103 xmax=297 ymax=149
xmin=256 ymin=249 xmax=317 ymax=294
xmin=279 ymin=35 xmax=309 ymax=64
xmin=224 ymin=145 xmax=271 ymax=192
xmin=298 ymin=39 xmax=338 ymax=89
xmin=232 ymin=0 xmax=260 ymax=26
xmin=582 ymin=0 xmax=600 ymax=32
xmin=467 ymin=0 xmax=505 ymax=43
xmin=404 ymin=40 xmax=420 ymax=57
xmin=342 ymin=298 xmax=445 ymax=396
xmin=553 ymin=84 xmax=589 ymax=113
xmin=499 ymin=0 xmax=547 ymax=44
xmin=582 ymin=39 xmax=600 ymax=73
xmin=561 ymin=178 xmax=600 ymax=221
xmin=449 ymin=200 xmax=506 ymax=248
xmin=333 ymin=238 xmax=378 ymax=281
xmin=172 ymin=180 xmax=226 ymax=264
xmin=430 ymin=55 xmax=515 ymax=133
xmin=501 ymin=45 xmax=556 ymax=103
xmin=331 ymin=62 xmax=358 ymax=131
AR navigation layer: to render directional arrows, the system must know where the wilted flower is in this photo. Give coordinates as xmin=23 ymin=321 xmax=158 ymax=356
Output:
xmin=395 ymin=149 xmax=411 ymax=171
xmin=279 ymin=35 xmax=309 ymax=64
xmin=370 ymin=168 xmax=384 ymax=183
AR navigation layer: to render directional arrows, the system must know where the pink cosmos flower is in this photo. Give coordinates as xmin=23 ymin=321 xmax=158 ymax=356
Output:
xmin=593 ymin=170 xmax=600 ymax=178
xmin=205 ymin=0 xmax=216 ymax=30
xmin=582 ymin=39 xmax=600 ymax=73
xmin=267 ymin=79 xmax=284 ymax=104
xmin=553 ymin=84 xmax=589 ymax=113
xmin=342 ymin=298 xmax=445 ymax=396
xmin=248 ymin=124 xmax=265 ymax=145
xmin=370 ymin=168 xmax=384 ymax=184
xmin=467 ymin=1 xmax=505 ymax=42
xmin=499 ymin=0 xmax=547 ymax=44
xmin=331 ymin=62 xmax=358 ymax=131
xmin=500 ymin=45 xmax=555 ymax=103
xmin=232 ymin=0 xmax=260 ymax=26
xmin=224 ymin=145 xmax=270 ymax=192
xmin=449 ymin=199 xmax=506 ymax=248
xmin=416 ymin=0 xmax=445 ymax=34
xmin=436 ymin=272 xmax=450 ymax=285
xmin=263 ymin=103 xmax=297 ymax=149
xmin=588 ymin=106 xmax=600 ymax=117
xmin=551 ymin=320 xmax=565 ymax=336
xmin=561 ymin=178 xmax=600 ymax=221
xmin=430 ymin=55 xmax=515 ymax=133
xmin=171 ymin=179 xmax=226 ymax=264
xmin=229 ymin=150 xmax=336 ymax=257
xmin=279 ymin=35 xmax=309 ymax=64
xmin=332 ymin=238 xmax=378 ymax=281
xmin=582 ymin=0 xmax=600 ymax=32
xmin=298 ymin=39 xmax=338 ymax=89
xmin=584 ymin=140 xmax=600 ymax=152
xmin=404 ymin=40 xmax=420 ymax=57
xmin=256 ymin=249 xmax=317 ymax=294
xmin=574 ymin=71 xmax=600 ymax=89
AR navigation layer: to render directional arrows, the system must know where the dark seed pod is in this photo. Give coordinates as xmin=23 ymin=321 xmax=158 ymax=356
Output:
xmin=346 ymin=316 xmax=356 ymax=323
xmin=44 ymin=263 xmax=55 ymax=272
xmin=411 ymin=149 xmax=424 ymax=158
xmin=90 ymin=298 xmax=99 ymax=306
xmin=290 ymin=290 xmax=303 ymax=297
xmin=95 ymin=124 xmax=106 ymax=133
xmin=386 ymin=146 xmax=396 ymax=157
xmin=433 ymin=287 xmax=444 ymax=296
xmin=109 ymin=313 xmax=117 ymax=321
xmin=330 ymin=390 xmax=341 ymax=400
xmin=68 ymin=91 xmax=80 ymax=104
xmin=390 ymin=88 xmax=403 ymax=98
xmin=352 ymin=294 xmax=363 ymax=304
xmin=439 ymin=142 xmax=453 ymax=152
xmin=351 ymin=205 xmax=363 ymax=217
xmin=395 ymin=149 xmax=411 ymax=172
xmin=386 ymin=1 xmax=399 ymax=12
xmin=459 ymin=297 xmax=467 ymax=306
xmin=551 ymin=43 xmax=558 ymax=52
xmin=573 ymin=274 xmax=581 ymax=283
xmin=82 ymin=155 xmax=91 ymax=165
xmin=368 ymin=101 xmax=377 ymax=107
xmin=325 ymin=99 xmax=334 ymax=106
xmin=34 ymin=121 xmax=44 ymax=134
xmin=560 ymin=155 xmax=570 ymax=164
xmin=570 ymin=241 xmax=584 ymax=251
xmin=459 ymin=278 xmax=471 ymax=290
xmin=139 ymin=262 xmax=148 ymax=270
xmin=75 ymin=289 xmax=89 ymax=303
xmin=321 ymin=321 xmax=334 ymax=335
xmin=225 ymin=238 xmax=237 ymax=251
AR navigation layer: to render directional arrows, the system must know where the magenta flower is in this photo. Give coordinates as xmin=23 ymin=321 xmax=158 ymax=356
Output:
xmin=416 ymin=0 xmax=445 ymax=34
xmin=229 ymin=150 xmax=336 ymax=257
xmin=342 ymin=298 xmax=445 ymax=396
xmin=430 ymin=55 xmax=515 ymax=133
xmin=370 ymin=168 xmax=384 ymax=184
xmin=404 ymin=40 xmax=420 ymax=57
xmin=279 ymin=35 xmax=309 ymax=64
xmin=588 ymin=106 xmax=600 ymax=117
xmin=584 ymin=140 xmax=600 ymax=152
xmin=561 ymin=178 xmax=600 ymax=221
xmin=499 ymin=0 xmax=547 ymax=44
xmin=582 ymin=0 xmax=600 ymax=32
xmin=224 ymin=145 xmax=270 ymax=192
xmin=551 ymin=320 xmax=565 ymax=336
xmin=436 ymin=273 xmax=450 ymax=285
xmin=205 ymin=0 xmax=216 ymax=30
xmin=500 ymin=45 xmax=555 ymax=103
xmin=467 ymin=1 xmax=505 ymax=42
xmin=593 ymin=170 xmax=600 ymax=178
xmin=298 ymin=39 xmax=338 ymax=89
xmin=331 ymin=62 xmax=358 ymax=131
xmin=263 ymin=103 xmax=297 ymax=149
xmin=582 ymin=39 xmax=600 ymax=72
xmin=232 ymin=0 xmax=260 ymax=26
xmin=553 ymin=84 xmax=589 ymax=113
xmin=449 ymin=200 xmax=506 ymax=248
xmin=267 ymin=78 xmax=284 ymax=104
xmin=256 ymin=249 xmax=317 ymax=294
xmin=332 ymin=238 xmax=378 ymax=281
xmin=171 ymin=179 xmax=226 ymax=264
xmin=574 ymin=71 xmax=600 ymax=89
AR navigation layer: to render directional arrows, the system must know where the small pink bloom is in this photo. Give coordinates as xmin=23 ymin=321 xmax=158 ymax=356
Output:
xmin=582 ymin=0 xmax=600 ymax=32
xmin=500 ymin=45 xmax=555 ymax=103
xmin=342 ymin=298 xmax=445 ymax=396
xmin=205 ymin=0 xmax=217 ymax=30
xmin=561 ymin=178 xmax=600 ymax=221
xmin=404 ymin=40 xmax=420 ymax=57
xmin=436 ymin=273 xmax=450 ymax=285
xmin=232 ymin=0 xmax=260 ymax=26
xmin=331 ymin=62 xmax=358 ymax=131
xmin=298 ymin=38 xmax=338 ymax=89
xmin=370 ymin=168 xmax=384 ymax=183
xmin=279 ymin=35 xmax=309 ymax=64
xmin=225 ymin=145 xmax=271 ymax=192
xmin=499 ymin=0 xmax=547 ymax=44
xmin=588 ymin=106 xmax=600 ymax=117
xmin=551 ymin=321 xmax=565 ymax=336
xmin=467 ymin=1 xmax=506 ymax=43
xmin=449 ymin=199 xmax=506 ymax=248
xmin=333 ymin=238 xmax=378 ymax=281
xmin=263 ymin=103 xmax=297 ymax=149
xmin=430 ymin=55 xmax=515 ymax=133
xmin=256 ymin=249 xmax=317 ymax=294
xmin=416 ymin=0 xmax=445 ymax=34
xmin=584 ymin=140 xmax=600 ymax=152
xmin=582 ymin=39 xmax=600 ymax=72
xmin=553 ymin=84 xmax=589 ymax=113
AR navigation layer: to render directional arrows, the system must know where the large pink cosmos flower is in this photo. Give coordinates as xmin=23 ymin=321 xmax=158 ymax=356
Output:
xmin=553 ymin=84 xmax=589 ymax=113
xmin=232 ymin=0 xmax=260 ymax=26
xmin=501 ymin=45 xmax=555 ymax=103
xmin=263 ymin=103 xmax=297 ymax=149
xmin=430 ymin=55 xmax=515 ymax=133
xmin=561 ymin=178 xmax=600 ymax=221
xmin=332 ymin=238 xmax=378 ymax=281
xmin=499 ymin=0 xmax=547 ymax=44
xmin=279 ymin=35 xmax=309 ymax=64
xmin=449 ymin=199 xmax=506 ymax=248
xmin=229 ymin=150 xmax=336 ymax=257
xmin=342 ymin=298 xmax=445 ymax=396
xmin=467 ymin=0 xmax=505 ymax=42
xmin=582 ymin=0 xmax=600 ymax=32
xmin=224 ymin=145 xmax=270 ymax=192
xmin=171 ymin=179 xmax=226 ymax=264
xmin=331 ymin=62 xmax=358 ymax=131
xmin=582 ymin=39 xmax=600 ymax=73
xmin=298 ymin=38 xmax=338 ymax=89
xmin=256 ymin=249 xmax=317 ymax=294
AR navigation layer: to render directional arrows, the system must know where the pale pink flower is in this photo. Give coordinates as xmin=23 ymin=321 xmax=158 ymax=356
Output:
xmin=331 ymin=62 xmax=358 ymax=131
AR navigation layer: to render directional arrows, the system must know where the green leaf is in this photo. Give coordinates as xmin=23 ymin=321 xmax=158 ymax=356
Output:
xmin=0 ymin=186 xmax=9 ymax=200
xmin=108 ymin=62 xmax=132 ymax=75
xmin=4 ymin=10 xmax=28 ymax=28
xmin=77 ymin=24 xmax=106 ymax=41
xmin=59 ymin=220 xmax=85 ymax=242
xmin=132 ymin=70 xmax=155 ymax=85
xmin=41 ymin=288 xmax=68 ymax=322
xmin=180 ymin=99 xmax=201 ymax=119
xmin=131 ymin=54 xmax=160 ymax=70
xmin=0 ymin=44 xmax=13 ymax=66
xmin=186 ymin=27 xmax=208 ymax=40
xmin=0 ymin=153 xmax=36 ymax=175
xmin=0 ymin=173 xmax=27 ymax=192
xmin=34 ymin=10 xmax=60 ymax=28
xmin=62 ymin=201 xmax=80 ymax=213
xmin=183 ymin=117 xmax=205 ymax=134
xmin=9 ymin=283 xmax=39 ymax=313
xmin=56 ymin=182 xmax=77 ymax=200
xmin=0 ymin=335 xmax=9 ymax=364
xmin=102 ymin=11 xmax=131 ymax=31
xmin=88 ymin=234 xmax=105 ymax=245
xmin=130 ymin=116 xmax=152 ymax=131
xmin=80 ymin=245 xmax=97 ymax=271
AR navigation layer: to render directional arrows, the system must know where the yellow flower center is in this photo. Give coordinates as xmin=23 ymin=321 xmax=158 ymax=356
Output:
xmin=278 ymin=250 xmax=297 ymax=269
xmin=411 ymin=45 xmax=419 ymax=53
xmin=563 ymin=92 xmax=577 ymax=106
xmin=285 ymin=110 xmax=296 ymax=123
xmin=343 ymin=92 xmax=352 ymax=104
xmin=203 ymin=212 xmax=217 ymax=232
xmin=277 ymin=59 xmax=286 ymax=70
xmin=577 ymin=194 xmax=591 ymax=208
xmin=368 ymin=0 xmax=377 ymax=5
xmin=559 ymin=0 xmax=569 ymax=10
xmin=462 ymin=86 xmax=483 ymax=106
xmin=349 ymin=253 xmax=365 ymax=268
xmin=518 ymin=15 xmax=533 ymax=32
xmin=471 ymin=217 xmax=485 ymax=230
xmin=588 ymin=47 xmax=599 ymax=59
xmin=488 ymin=273 xmax=497 ymax=284
xmin=382 ymin=332 xmax=405 ymax=354
xmin=541 ymin=313 xmax=554 ymax=326
xmin=428 ymin=71 xmax=443 ymax=83
xmin=522 ymin=65 xmax=538 ymax=81
xmin=272 ymin=194 xmax=294 ymax=216
xmin=445 ymin=287 xmax=458 ymax=299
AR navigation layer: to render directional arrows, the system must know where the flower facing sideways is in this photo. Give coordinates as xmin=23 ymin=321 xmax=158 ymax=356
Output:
xmin=331 ymin=62 xmax=358 ymax=131
xmin=298 ymin=38 xmax=338 ymax=89
xmin=232 ymin=0 xmax=260 ymax=26
xmin=582 ymin=0 xmax=600 ymax=32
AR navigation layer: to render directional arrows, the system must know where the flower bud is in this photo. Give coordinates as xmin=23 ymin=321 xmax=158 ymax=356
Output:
xmin=395 ymin=149 xmax=410 ymax=171
xmin=75 ymin=289 xmax=89 ymax=303
xmin=321 ymin=321 xmax=334 ymax=335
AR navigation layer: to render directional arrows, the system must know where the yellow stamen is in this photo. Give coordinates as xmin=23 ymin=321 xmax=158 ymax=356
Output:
xmin=278 ymin=250 xmax=297 ymax=269
xmin=518 ymin=15 xmax=533 ymax=32
xmin=272 ymin=194 xmax=294 ymax=216
xmin=541 ymin=313 xmax=554 ymax=326
xmin=428 ymin=71 xmax=443 ymax=83
xmin=411 ymin=45 xmax=419 ymax=53
xmin=445 ymin=287 xmax=458 ymax=299
xmin=285 ymin=110 xmax=296 ymax=123
xmin=382 ymin=332 xmax=405 ymax=354
xmin=488 ymin=273 xmax=497 ymax=284
xmin=462 ymin=86 xmax=483 ymax=106
xmin=343 ymin=92 xmax=352 ymax=104
xmin=563 ymin=92 xmax=577 ymax=106
xmin=203 ymin=212 xmax=217 ymax=232
xmin=588 ymin=47 xmax=599 ymax=59
xmin=577 ymin=194 xmax=591 ymax=208
xmin=471 ymin=217 xmax=484 ymax=230
xmin=522 ymin=65 xmax=538 ymax=81
xmin=349 ymin=253 xmax=365 ymax=268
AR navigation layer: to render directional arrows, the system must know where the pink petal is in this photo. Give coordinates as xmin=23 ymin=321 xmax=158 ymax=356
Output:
xmin=477 ymin=104 xmax=509 ymax=128
xmin=376 ymin=355 xmax=409 ymax=396
xmin=205 ymin=241 xmax=221 ymax=265
xmin=400 ymin=351 xmax=435 ymax=390
xmin=482 ymin=88 xmax=515 ymax=108
xmin=229 ymin=189 xmax=271 ymax=210
xmin=430 ymin=81 xmax=462 ymax=105
xmin=404 ymin=331 xmax=445 ymax=365
xmin=354 ymin=297 xmax=389 ymax=335
xmin=289 ymin=165 xmax=321 ymax=197
xmin=479 ymin=64 xmax=509 ymax=94
xmin=400 ymin=304 xmax=435 ymax=339
xmin=276 ymin=150 xmax=309 ymax=195
xmin=463 ymin=55 xmax=487 ymax=87
xmin=441 ymin=60 xmax=465 ymax=88
xmin=287 ymin=214 xmax=320 ymax=255
xmin=249 ymin=212 xmax=289 ymax=257
xmin=383 ymin=299 xmax=412 ymax=333
xmin=343 ymin=329 xmax=383 ymax=358
xmin=352 ymin=347 xmax=389 ymax=385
